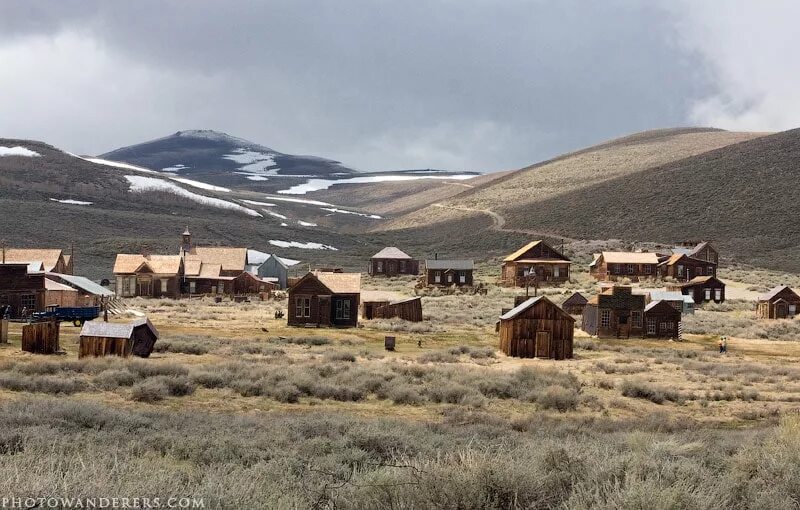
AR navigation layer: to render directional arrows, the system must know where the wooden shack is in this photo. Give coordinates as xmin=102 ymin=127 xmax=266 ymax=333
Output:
xmin=589 ymin=252 xmax=659 ymax=282
xmin=374 ymin=297 xmax=423 ymax=322
xmin=361 ymin=300 xmax=390 ymax=320
xmin=424 ymin=259 xmax=474 ymax=287
xmin=369 ymin=247 xmax=419 ymax=276
xmin=582 ymin=285 xmax=646 ymax=338
xmin=667 ymin=276 xmax=725 ymax=304
xmin=561 ymin=292 xmax=588 ymax=315
xmin=0 ymin=263 xmax=46 ymax=317
xmin=287 ymin=271 xmax=361 ymax=328
xmin=501 ymin=241 xmax=571 ymax=286
xmin=21 ymin=320 xmax=60 ymax=354
xmin=78 ymin=318 xmax=159 ymax=358
xmin=643 ymin=300 xmax=682 ymax=339
xmin=498 ymin=296 xmax=574 ymax=359
xmin=757 ymin=286 xmax=800 ymax=319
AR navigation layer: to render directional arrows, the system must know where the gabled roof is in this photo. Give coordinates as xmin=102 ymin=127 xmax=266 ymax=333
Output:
xmin=500 ymin=295 xmax=574 ymax=321
xmin=690 ymin=241 xmax=711 ymax=256
xmin=45 ymin=278 xmax=77 ymax=292
xmin=760 ymin=285 xmax=800 ymax=302
xmin=658 ymin=253 xmax=712 ymax=267
xmin=113 ymin=254 xmax=182 ymax=275
xmin=503 ymin=241 xmax=568 ymax=262
xmin=2 ymin=249 xmax=64 ymax=272
xmin=371 ymin=247 xmax=413 ymax=260
xmin=198 ymin=263 xmax=222 ymax=278
xmin=190 ymin=247 xmax=248 ymax=272
xmin=314 ymin=271 xmax=361 ymax=294
xmin=599 ymin=251 xmax=659 ymax=264
xmin=425 ymin=259 xmax=474 ymax=270
xmin=562 ymin=292 xmax=588 ymax=306
xmin=644 ymin=300 xmax=663 ymax=312
xmin=48 ymin=273 xmax=115 ymax=297
xmin=80 ymin=317 xmax=158 ymax=340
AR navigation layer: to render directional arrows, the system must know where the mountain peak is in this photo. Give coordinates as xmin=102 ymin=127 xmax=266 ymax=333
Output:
xmin=173 ymin=129 xmax=252 ymax=145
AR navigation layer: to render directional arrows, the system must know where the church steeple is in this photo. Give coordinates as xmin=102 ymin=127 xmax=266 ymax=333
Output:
xmin=181 ymin=227 xmax=193 ymax=254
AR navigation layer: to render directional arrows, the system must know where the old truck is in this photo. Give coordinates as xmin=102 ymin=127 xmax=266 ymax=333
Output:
xmin=32 ymin=305 xmax=101 ymax=326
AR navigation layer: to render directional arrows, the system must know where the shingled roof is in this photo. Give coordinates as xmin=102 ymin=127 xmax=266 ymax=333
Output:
xmin=425 ymin=259 xmax=474 ymax=270
xmin=598 ymin=252 xmax=659 ymax=265
xmin=314 ymin=271 xmax=361 ymax=294
xmin=2 ymin=249 xmax=65 ymax=272
xmin=113 ymin=254 xmax=182 ymax=275
xmin=190 ymin=247 xmax=248 ymax=272
xmin=371 ymin=247 xmax=413 ymax=259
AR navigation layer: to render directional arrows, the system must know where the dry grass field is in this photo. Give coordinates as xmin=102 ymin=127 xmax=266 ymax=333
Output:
xmin=1 ymin=266 xmax=800 ymax=508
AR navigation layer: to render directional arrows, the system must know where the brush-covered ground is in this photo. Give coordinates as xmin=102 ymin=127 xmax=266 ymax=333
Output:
xmin=1 ymin=266 xmax=800 ymax=508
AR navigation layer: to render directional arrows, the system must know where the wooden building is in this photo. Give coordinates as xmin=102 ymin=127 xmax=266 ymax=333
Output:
xmin=288 ymin=272 xmax=361 ymax=328
xmin=253 ymin=253 xmax=299 ymax=289
xmin=561 ymin=292 xmax=588 ymax=315
xmin=582 ymin=286 xmax=646 ymax=338
xmin=498 ymin=296 xmax=574 ymax=359
xmin=664 ymin=241 xmax=719 ymax=265
xmin=589 ymin=252 xmax=659 ymax=281
xmin=113 ymin=254 xmax=183 ymax=298
xmin=647 ymin=290 xmax=695 ymax=315
xmin=44 ymin=278 xmax=81 ymax=307
xmin=424 ymin=259 xmax=474 ymax=287
xmin=46 ymin=273 xmax=115 ymax=307
xmin=374 ymin=297 xmax=423 ymax=322
xmin=79 ymin=318 xmax=159 ymax=358
xmin=658 ymin=253 xmax=717 ymax=282
xmin=1 ymin=248 xmax=73 ymax=274
xmin=757 ymin=286 xmax=800 ymax=319
xmin=667 ymin=276 xmax=725 ymax=305
xmin=369 ymin=247 xmax=419 ymax=277
xmin=0 ymin=263 xmax=46 ymax=318
xmin=501 ymin=241 xmax=571 ymax=286
xmin=643 ymin=300 xmax=682 ymax=339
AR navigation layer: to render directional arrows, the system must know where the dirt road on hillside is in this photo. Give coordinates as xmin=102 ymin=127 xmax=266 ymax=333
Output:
xmin=431 ymin=203 xmax=579 ymax=242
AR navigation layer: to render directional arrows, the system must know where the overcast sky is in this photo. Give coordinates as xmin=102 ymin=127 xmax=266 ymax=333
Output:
xmin=0 ymin=1 xmax=797 ymax=172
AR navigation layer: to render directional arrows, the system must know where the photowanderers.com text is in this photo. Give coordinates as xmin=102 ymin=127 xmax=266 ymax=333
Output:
xmin=0 ymin=497 xmax=205 ymax=509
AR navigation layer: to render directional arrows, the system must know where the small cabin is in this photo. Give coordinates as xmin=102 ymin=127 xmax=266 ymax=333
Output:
xmin=589 ymin=252 xmax=659 ymax=282
xmin=369 ymin=247 xmax=419 ymax=276
xmin=79 ymin=318 xmax=159 ymax=358
xmin=667 ymin=276 xmax=725 ymax=304
xmin=424 ymin=260 xmax=474 ymax=287
xmin=561 ymin=292 xmax=588 ymax=315
xmin=288 ymin=272 xmax=361 ymax=328
xmin=498 ymin=296 xmax=574 ymax=359
xmin=582 ymin=286 xmax=646 ymax=338
xmin=501 ymin=241 xmax=571 ymax=286
xmin=757 ymin=286 xmax=800 ymax=319
xmin=643 ymin=300 xmax=682 ymax=339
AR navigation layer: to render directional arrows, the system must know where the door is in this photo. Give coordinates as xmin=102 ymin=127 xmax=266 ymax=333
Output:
xmin=318 ymin=296 xmax=331 ymax=325
xmin=776 ymin=302 xmax=788 ymax=319
xmin=617 ymin=314 xmax=630 ymax=338
xmin=535 ymin=331 xmax=551 ymax=358
xmin=137 ymin=278 xmax=152 ymax=297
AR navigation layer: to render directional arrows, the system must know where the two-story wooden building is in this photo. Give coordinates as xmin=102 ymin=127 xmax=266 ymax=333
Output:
xmin=582 ymin=286 xmax=646 ymax=338
xmin=2 ymin=248 xmax=73 ymax=274
xmin=501 ymin=241 xmax=571 ymax=286
xmin=369 ymin=247 xmax=419 ymax=277
xmin=589 ymin=252 xmax=659 ymax=281
xmin=658 ymin=253 xmax=717 ymax=282
xmin=288 ymin=271 xmax=361 ymax=328
xmin=0 ymin=263 xmax=47 ymax=317
xmin=424 ymin=259 xmax=474 ymax=287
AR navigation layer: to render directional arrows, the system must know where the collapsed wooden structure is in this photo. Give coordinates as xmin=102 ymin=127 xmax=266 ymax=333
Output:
xmin=79 ymin=318 xmax=159 ymax=358
xmin=498 ymin=296 xmax=574 ymax=359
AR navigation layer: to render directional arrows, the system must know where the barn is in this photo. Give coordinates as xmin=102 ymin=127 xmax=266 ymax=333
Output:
xmin=498 ymin=296 xmax=574 ymax=359
xmin=561 ymin=292 xmax=588 ymax=315
xmin=79 ymin=318 xmax=159 ymax=358
xmin=757 ymin=286 xmax=800 ymax=319
xmin=643 ymin=300 xmax=682 ymax=339
xmin=288 ymin=271 xmax=361 ymax=328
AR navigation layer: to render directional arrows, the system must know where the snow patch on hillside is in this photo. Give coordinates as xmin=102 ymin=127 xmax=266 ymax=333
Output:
xmin=242 ymin=200 xmax=276 ymax=207
xmin=124 ymin=175 xmax=262 ymax=217
xmin=298 ymin=221 xmax=317 ymax=227
xmin=269 ymin=240 xmax=337 ymax=250
xmin=161 ymin=164 xmax=188 ymax=173
xmin=321 ymin=207 xmax=382 ymax=219
xmin=266 ymin=210 xmax=288 ymax=220
xmin=50 ymin=198 xmax=92 ymax=205
xmin=278 ymin=174 xmax=476 ymax=195
xmin=0 ymin=146 xmax=40 ymax=157
xmin=223 ymin=148 xmax=280 ymax=177
xmin=170 ymin=176 xmax=231 ymax=192
xmin=85 ymin=157 xmax=158 ymax=174
xmin=265 ymin=196 xmax=334 ymax=206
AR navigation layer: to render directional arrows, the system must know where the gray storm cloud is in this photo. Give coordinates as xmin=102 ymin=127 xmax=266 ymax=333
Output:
xmin=0 ymin=0 xmax=791 ymax=172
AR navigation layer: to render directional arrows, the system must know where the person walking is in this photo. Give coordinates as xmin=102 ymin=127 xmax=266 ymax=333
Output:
xmin=718 ymin=337 xmax=724 ymax=354
xmin=721 ymin=336 xmax=728 ymax=354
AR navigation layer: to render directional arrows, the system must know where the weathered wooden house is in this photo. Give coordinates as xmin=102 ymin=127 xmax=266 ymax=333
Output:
xmin=113 ymin=254 xmax=183 ymax=298
xmin=288 ymin=271 xmax=361 ymax=328
xmin=369 ymin=247 xmax=419 ymax=277
xmin=498 ymin=296 xmax=574 ymax=359
xmin=252 ymin=253 xmax=299 ymax=289
xmin=589 ymin=252 xmax=660 ymax=281
xmin=665 ymin=241 xmax=719 ymax=265
xmin=501 ymin=241 xmax=571 ymax=286
xmin=658 ymin=253 xmax=717 ymax=282
xmin=757 ymin=286 xmax=800 ymax=319
xmin=647 ymin=290 xmax=695 ymax=315
xmin=424 ymin=259 xmax=474 ymax=287
xmin=643 ymin=300 xmax=682 ymax=339
xmin=0 ymin=263 xmax=46 ymax=317
xmin=79 ymin=318 xmax=159 ymax=358
xmin=582 ymin=286 xmax=646 ymax=338
xmin=1 ymin=248 xmax=73 ymax=274
xmin=667 ymin=276 xmax=725 ymax=305
xmin=46 ymin=273 xmax=115 ymax=307
xmin=561 ymin=292 xmax=588 ymax=315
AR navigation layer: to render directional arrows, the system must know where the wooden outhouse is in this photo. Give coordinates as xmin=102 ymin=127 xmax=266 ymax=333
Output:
xmin=79 ymin=318 xmax=159 ymax=358
xmin=498 ymin=296 xmax=574 ymax=359
xmin=643 ymin=300 xmax=682 ymax=339
xmin=369 ymin=247 xmax=419 ymax=276
xmin=501 ymin=241 xmax=571 ymax=286
xmin=757 ymin=286 xmax=800 ymax=319
xmin=288 ymin=272 xmax=361 ymax=328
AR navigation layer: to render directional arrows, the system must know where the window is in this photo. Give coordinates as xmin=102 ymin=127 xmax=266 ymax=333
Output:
xmin=160 ymin=279 xmax=168 ymax=293
xmin=789 ymin=304 xmax=797 ymax=317
xmin=434 ymin=271 xmax=441 ymax=283
xmin=399 ymin=260 xmax=406 ymax=272
xmin=714 ymin=289 xmax=722 ymax=301
xmin=553 ymin=266 xmax=560 ymax=278
xmin=661 ymin=321 xmax=674 ymax=333
xmin=627 ymin=264 xmax=635 ymax=274
xmin=335 ymin=299 xmax=351 ymax=320
xmin=447 ymin=273 xmax=453 ymax=283
xmin=647 ymin=317 xmax=657 ymax=335
xmin=644 ymin=264 xmax=652 ymax=274
xmin=459 ymin=271 xmax=466 ymax=284
xmin=376 ymin=261 xmax=383 ymax=273
xmin=613 ymin=264 xmax=621 ymax=275
xmin=631 ymin=311 xmax=642 ymax=328
xmin=296 ymin=297 xmax=311 ymax=318
xmin=677 ymin=265 xmax=684 ymax=276
xmin=20 ymin=294 xmax=36 ymax=310
xmin=600 ymin=309 xmax=611 ymax=328
xmin=211 ymin=286 xmax=217 ymax=295
xmin=708 ymin=266 xmax=715 ymax=276
xmin=704 ymin=289 xmax=712 ymax=301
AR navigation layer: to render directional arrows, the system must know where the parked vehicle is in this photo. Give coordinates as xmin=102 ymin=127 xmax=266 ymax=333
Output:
xmin=32 ymin=305 xmax=100 ymax=327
